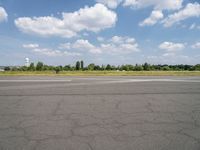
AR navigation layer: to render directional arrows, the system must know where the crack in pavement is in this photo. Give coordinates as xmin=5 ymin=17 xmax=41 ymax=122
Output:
xmin=0 ymin=76 xmax=200 ymax=150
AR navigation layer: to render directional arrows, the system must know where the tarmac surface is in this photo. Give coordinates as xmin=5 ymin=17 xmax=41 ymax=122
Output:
xmin=0 ymin=76 xmax=200 ymax=150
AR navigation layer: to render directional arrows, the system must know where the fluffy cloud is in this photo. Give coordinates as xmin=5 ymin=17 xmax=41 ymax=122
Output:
xmin=159 ymin=42 xmax=185 ymax=52
xmin=163 ymin=3 xmax=200 ymax=27
xmin=60 ymin=36 xmax=140 ymax=54
xmin=23 ymin=44 xmax=39 ymax=49
xmin=15 ymin=4 xmax=117 ymax=38
xmin=23 ymin=43 xmax=80 ymax=57
xmin=28 ymin=36 xmax=139 ymax=56
xmin=58 ymin=43 xmax=71 ymax=49
xmin=59 ymin=39 xmax=102 ymax=54
xmin=95 ymin=36 xmax=140 ymax=54
xmin=96 ymin=0 xmax=122 ymax=9
xmin=72 ymin=39 xmax=102 ymax=54
xmin=121 ymin=0 xmax=183 ymax=27
xmin=123 ymin=0 xmax=183 ymax=10
xmin=96 ymin=0 xmax=183 ymax=10
xmin=0 ymin=7 xmax=8 ymax=22
xmin=105 ymin=36 xmax=139 ymax=53
xmin=162 ymin=52 xmax=176 ymax=57
xmin=192 ymin=42 xmax=200 ymax=49
xmin=99 ymin=36 xmax=140 ymax=54
xmin=100 ymin=42 xmax=139 ymax=54
xmin=101 ymin=36 xmax=140 ymax=54
xmin=139 ymin=10 xmax=163 ymax=26
xmin=110 ymin=36 xmax=136 ymax=44
xmin=32 ymin=48 xmax=80 ymax=57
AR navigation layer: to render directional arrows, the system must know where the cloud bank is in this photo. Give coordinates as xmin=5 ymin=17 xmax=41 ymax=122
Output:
xmin=15 ymin=4 xmax=117 ymax=38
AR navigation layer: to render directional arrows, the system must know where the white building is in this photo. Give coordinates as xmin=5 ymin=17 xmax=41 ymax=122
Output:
xmin=25 ymin=58 xmax=30 ymax=67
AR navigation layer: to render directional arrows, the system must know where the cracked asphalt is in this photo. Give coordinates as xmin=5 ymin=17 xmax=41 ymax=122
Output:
xmin=0 ymin=76 xmax=200 ymax=150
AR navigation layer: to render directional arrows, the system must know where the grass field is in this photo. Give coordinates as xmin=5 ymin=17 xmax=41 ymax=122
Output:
xmin=0 ymin=71 xmax=200 ymax=76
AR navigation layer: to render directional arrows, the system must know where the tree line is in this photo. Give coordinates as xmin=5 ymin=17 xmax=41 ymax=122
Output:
xmin=4 ymin=61 xmax=200 ymax=72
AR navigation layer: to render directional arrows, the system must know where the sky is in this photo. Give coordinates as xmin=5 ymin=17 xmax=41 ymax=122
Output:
xmin=0 ymin=0 xmax=200 ymax=66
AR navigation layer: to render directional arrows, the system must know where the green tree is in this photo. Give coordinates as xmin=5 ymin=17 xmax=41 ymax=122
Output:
xmin=121 ymin=65 xmax=128 ymax=71
xmin=194 ymin=64 xmax=200 ymax=71
xmin=28 ymin=63 xmax=35 ymax=71
xmin=36 ymin=62 xmax=44 ymax=71
xmin=127 ymin=65 xmax=134 ymax=71
xmin=75 ymin=61 xmax=80 ymax=70
xmin=88 ymin=63 xmax=95 ymax=70
xmin=143 ymin=62 xmax=150 ymax=71
xmin=20 ymin=66 xmax=28 ymax=71
xmin=94 ymin=65 xmax=101 ymax=70
xmin=80 ymin=60 xmax=84 ymax=70
xmin=106 ymin=64 xmax=112 ymax=70
xmin=121 ymin=65 xmax=134 ymax=71
xmin=54 ymin=66 xmax=61 ymax=74
xmin=135 ymin=64 xmax=143 ymax=71
xmin=162 ymin=66 xmax=170 ymax=71
xmin=58 ymin=65 xmax=63 ymax=71
xmin=4 ymin=66 xmax=11 ymax=71
xmin=64 ymin=65 xmax=71 ymax=71
xmin=101 ymin=65 xmax=105 ymax=70
xmin=43 ymin=65 xmax=50 ymax=71
xmin=11 ymin=67 xmax=19 ymax=71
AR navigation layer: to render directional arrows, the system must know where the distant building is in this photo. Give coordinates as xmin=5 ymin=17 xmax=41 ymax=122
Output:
xmin=25 ymin=58 xmax=30 ymax=67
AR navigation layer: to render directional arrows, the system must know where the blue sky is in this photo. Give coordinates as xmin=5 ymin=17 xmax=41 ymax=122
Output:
xmin=0 ymin=0 xmax=200 ymax=66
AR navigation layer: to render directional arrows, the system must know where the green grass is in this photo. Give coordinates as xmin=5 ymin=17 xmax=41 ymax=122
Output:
xmin=0 ymin=71 xmax=200 ymax=76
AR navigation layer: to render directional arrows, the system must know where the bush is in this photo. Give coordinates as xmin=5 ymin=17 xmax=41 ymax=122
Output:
xmin=4 ymin=66 xmax=11 ymax=71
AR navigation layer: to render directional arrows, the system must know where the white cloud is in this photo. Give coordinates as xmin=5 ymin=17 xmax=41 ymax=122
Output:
xmin=58 ymin=43 xmax=71 ymax=49
xmin=121 ymin=0 xmax=182 ymax=27
xmin=189 ymin=23 xmax=200 ymax=30
xmin=72 ymin=39 xmax=102 ymax=54
xmin=23 ymin=44 xmax=80 ymax=57
xmin=159 ymin=41 xmax=185 ymax=52
xmin=0 ymin=7 xmax=8 ymax=22
xmin=23 ymin=44 xmax=39 ymax=49
xmin=163 ymin=3 xmax=200 ymax=27
xmin=162 ymin=52 xmax=176 ymax=57
xmin=110 ymin=36 xmax=136 ymax=44
xmin=15 ymin=4 xmax=117 ymax=38
xmin=96 ymin=0 xmax=122 ymax=9
xmin=123 ymin=0 xmax=183 ymax=10
xmin=100 ymin=36 xmax=140 ymax=54
xmin=110 ymin=36 xmax=124 ymax=44
xmin=60 ymin=36 xmax=140 ymax=54
xmin=32 ymin=48 xmax=80 ymax=57
xmin=96 ymin=0 xmax=183 ymax=10
xmin=192 ymin=42 xmax=200 ymax=49
xmin=139 ymin=10 xmax=163 ymax=26
xmin=189 ymin=23 xmax=196 ymax=30
xmin=32 ymin=48 xmax=63 ymax=56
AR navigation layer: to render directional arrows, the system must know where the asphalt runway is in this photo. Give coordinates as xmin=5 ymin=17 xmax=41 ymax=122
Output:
xmin=0 ymin=76 xmax=200 ymax=150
